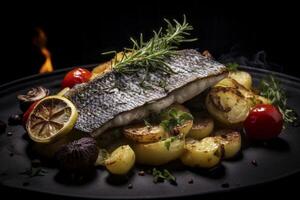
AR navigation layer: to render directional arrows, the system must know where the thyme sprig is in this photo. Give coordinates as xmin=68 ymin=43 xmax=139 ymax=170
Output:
xmin=103 ymin=15 xmax=197 ymax=74
xmin=152 ymin=168 xmax=176 ymax=184
xmin=260 ymin=75 xmax=298 ymax=124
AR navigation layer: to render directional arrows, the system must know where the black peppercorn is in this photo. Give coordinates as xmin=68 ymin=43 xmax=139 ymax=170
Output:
xmin=8 ymin=114 xmax=22 ymax=125
xmin=221 ymin=183 xmax=230 ymax=188
xmin=128 ymin=183 xmax=133 ymax=189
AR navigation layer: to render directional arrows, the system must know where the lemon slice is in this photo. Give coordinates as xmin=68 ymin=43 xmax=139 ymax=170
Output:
xmin=26 ymin=95 xmax=78 ymax=143
xmin=57 ymin=87 xmax=70 ymax=96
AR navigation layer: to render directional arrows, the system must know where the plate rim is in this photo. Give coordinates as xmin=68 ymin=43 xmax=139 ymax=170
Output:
xmin=1 ymin=65 xmax=300 ymax=199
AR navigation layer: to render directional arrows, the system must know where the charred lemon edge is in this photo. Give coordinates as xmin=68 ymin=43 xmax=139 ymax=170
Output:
xmin=26 ymin=95 xmax=78 ymax=143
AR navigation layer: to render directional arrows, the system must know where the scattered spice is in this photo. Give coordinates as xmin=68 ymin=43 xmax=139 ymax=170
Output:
xmin=221 ymin=183 xmax=230 ymax=188
xmin=138 ymin=170 xmax=145 ymax=176
xmin=8 ymin=114 xmax=22 ymax=125
xmin=221 ymin=134 xmax=227 ymax=139
xmin=128 ymin=183 xmax=133 ymax=189
xmin=0 ymin=120 xmax=6 ymax=133
xmin=251 ymin=159 xmax=258 ymax=167
xmin=188 ymin=178 xmax=194 ymax=184
xmin=9 ymin=152 xmax=14 ymax=157
xmin=7 ymin=131 xmax=13 ymax=136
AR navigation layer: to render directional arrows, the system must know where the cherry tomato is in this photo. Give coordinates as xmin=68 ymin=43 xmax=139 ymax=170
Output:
xmin=62 ymin=68 xmax=92 ymax=88
xmin=23 ymin=101 xmax=39 ymax=126
xmin=244 ymin=104 xmax=283 ymax=140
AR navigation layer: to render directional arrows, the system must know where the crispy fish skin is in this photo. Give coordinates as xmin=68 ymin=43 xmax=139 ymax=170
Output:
xmin=65 ymin=49 xmax=228 ymax=137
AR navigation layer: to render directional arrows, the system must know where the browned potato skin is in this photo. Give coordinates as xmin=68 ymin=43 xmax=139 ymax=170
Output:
xmin=206 ymin=86 xmax=250 ymax=127
xmin=91 ymin=61 xmax=112 ymax=79
xmin=207 ymin=77 xmax=272 ymax=127
xmin=228 ymin=71 xmax=252 ymax=89
xmin=213 ymin=130 xmax=242 ymax=159
xmin=133 ymin=136 xmax=185 ymax=166
xmin=123 ymin=123 xmax=166 ymax=143
xmin=105 ymin=145 xmax=135 ymax=175
xmin=187 ymin=113 xmax=214 ymax=139
xmin=181 ymin=137 xmax=223 ymax=168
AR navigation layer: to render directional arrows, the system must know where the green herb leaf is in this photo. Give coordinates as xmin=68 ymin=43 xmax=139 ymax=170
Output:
xmin=260 ymin=75 xmax=298 ymax=124
xmin=164 ymin=136 xmax=177 ymax=150
xmin=20 ymin=167 xmax=47 ymax=178
xmin=102 ymin=15 xmax=197 ymax=75
xmin=226 ymin=62 xmax=239 ymax=71
xmin=152 ymin=168 xmax=176 ymax=184
xmin=160 ymin=108 xmax=193 ymax=133
xmin=178 ymin=112 xmax=194 ymax=124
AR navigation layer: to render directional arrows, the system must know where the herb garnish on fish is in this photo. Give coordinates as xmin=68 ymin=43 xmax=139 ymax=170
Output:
xmin=103 ymin=15 xmax=197 ymax=75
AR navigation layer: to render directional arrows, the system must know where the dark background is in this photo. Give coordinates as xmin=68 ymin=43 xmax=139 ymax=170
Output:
xmin=1 ymin=1 xmax=299 ymax=85
xmin=1 ymin=1 xmax=300 ymax=199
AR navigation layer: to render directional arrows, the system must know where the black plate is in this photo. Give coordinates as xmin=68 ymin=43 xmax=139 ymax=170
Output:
xmin=0 ymin=66 xmax=300 ymax=199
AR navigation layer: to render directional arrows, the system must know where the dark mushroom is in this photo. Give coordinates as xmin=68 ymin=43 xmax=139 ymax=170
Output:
xmin=55 ymin=137 xmax=99 ymax=173
xmin=17 ymin=87 xmax=50 ymax=112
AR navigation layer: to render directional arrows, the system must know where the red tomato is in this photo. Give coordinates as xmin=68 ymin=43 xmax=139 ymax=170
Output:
xmin=244 ymin=104 xmax=283 ymax=140
xmin=23 ymin=101 xmax=39 ymax=126
xmin=61 ymin=68 xmax=92 ymax=88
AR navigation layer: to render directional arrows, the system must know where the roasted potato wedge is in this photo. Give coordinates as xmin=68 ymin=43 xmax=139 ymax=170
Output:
xmin=105 ymin=145 xmax=135 ymax=175
xmin=228 ymin=71 xmax=252 ymax=89
xmin=133 ymin=136 xmax=185 ymax=165
xmin=214 ymin=130 xmax=241 ymax=159
xmin=206 ymin=87 xmax=250 ymax=127
xmin=91 ymin=61 xmax=112 ymax=79
xmin=175 ymin=120 xmax=193 ymax=136
xmin=181 ymin=137 xmax=223 ymax=168
xmin=187 ymin=113 xmax=214 ymax=140
xmin=123 ymin=123 xmax=167 ymax=143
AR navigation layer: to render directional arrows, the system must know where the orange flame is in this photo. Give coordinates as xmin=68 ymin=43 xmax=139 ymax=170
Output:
xmin=33 ymin=28 xmax=54 ymax=73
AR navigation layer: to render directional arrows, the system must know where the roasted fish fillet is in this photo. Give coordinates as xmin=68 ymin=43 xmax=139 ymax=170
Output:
xmin=65 ymin=49 xmax=228 ymax=137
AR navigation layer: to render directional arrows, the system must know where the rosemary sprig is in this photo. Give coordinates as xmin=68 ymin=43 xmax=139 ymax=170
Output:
xmin=260 ymin=75 xmax=298 ymax=124
xmin=103 ymin=15 xmax=197 ymax=74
